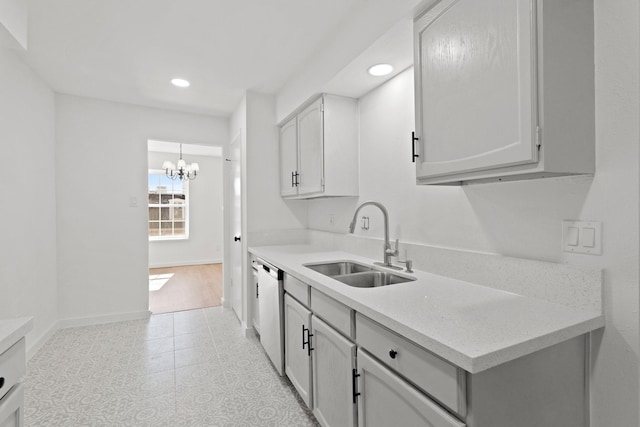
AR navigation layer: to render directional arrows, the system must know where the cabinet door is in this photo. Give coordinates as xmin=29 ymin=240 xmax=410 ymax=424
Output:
xmin=357 ymin=350 xmax=465 ymax=427
xmin=0 ymin=384 xmax=24 ymax=427
xmin=311 ymin=315 xmax=356 ymax=427
xmin=414 ymin=0 xmax=537 ymax=180
xmin=280 ymin=117 xmax=298 ymax=197
xmin=284 ymin=294 xmax=313 ymax=407
xmin=297 ymin=97 xmax=324 ymax=196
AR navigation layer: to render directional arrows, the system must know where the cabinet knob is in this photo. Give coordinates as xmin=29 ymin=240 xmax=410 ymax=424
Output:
xmin=389 ymin=349 xmax=397 ymax=359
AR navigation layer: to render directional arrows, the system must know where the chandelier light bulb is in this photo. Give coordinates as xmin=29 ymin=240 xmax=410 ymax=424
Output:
xmin=163 ymin=144 xmax=199 ymax=181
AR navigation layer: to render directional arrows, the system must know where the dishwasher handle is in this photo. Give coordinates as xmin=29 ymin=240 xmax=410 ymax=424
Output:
xmin=262 ymin=263 xmax=283 ymax=280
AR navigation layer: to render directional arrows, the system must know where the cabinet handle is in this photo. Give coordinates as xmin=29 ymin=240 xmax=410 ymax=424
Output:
xmin=302 ymin=325 xmax=314 ymax=356
xmin=294 ymin=171 xmax=300 ymax=187
xmin=0 ymin=377 xmax=4 ymax=389
xmin=352 ymin=369 xmax=361 ymax=404
xmin=291 ymin=171 xmax=296 ymax=187
xmin=389 ymin=349 xmax=397 ymax=359
xmin=255 ymin=283 xmax=259 ymax=298
xmin=411 ymin=131 xmax=420 ymax=163
xmin=302 ymin=325 xmax=308 ymax=349
xmin=307 ymin=331 xmax=314 ymax=356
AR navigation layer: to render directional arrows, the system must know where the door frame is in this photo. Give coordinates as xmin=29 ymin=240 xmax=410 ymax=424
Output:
xmin=223 ymin=131 xmax=250 ymax=333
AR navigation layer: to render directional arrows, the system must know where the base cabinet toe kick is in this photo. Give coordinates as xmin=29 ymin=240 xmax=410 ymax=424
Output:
xmin=275 ymin=272 xmax=589 ymax=427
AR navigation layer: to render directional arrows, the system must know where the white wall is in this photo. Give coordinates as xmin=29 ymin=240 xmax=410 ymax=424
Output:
xmin=307 ymin=13 xmax=639 ymax=421
xmin=55 ymin=95 xmax=228 ymax=322
xmin=246 ymin=92 xmax=307 ymax=234
xmin=0 ymin=48 xmax=57 ymax=353
xmin=147 ymin=150 xmax=223 ymax=268
xmin=229 ymin=91 xmax=308 ymax=328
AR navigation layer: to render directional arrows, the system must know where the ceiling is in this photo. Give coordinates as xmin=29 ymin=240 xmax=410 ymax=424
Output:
xmin=22 ymin=0 xmax=415 ymax=117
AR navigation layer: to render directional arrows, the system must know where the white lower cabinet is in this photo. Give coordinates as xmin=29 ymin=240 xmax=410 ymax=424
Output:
xmin=278 ymin=273 xmax=588 ymax=427
xmin=0 ymin=337 xmax=27 ymax=427
xmin=0 ymin=384 xmax=23 ymax=427
xmin=284 ymin=294 xmax=313 ymax=407
xmin=357 ymin=350 xmax=465 ymax=427
xmin=311 ymin=315 xmax=356 ymax=427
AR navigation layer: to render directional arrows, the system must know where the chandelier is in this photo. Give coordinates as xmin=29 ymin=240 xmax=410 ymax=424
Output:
xmin=162 ymin=144 xmax=199 ymax=181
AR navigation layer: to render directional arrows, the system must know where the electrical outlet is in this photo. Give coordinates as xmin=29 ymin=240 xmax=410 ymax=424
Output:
xmin=562 ymin=220 xmax=602 ymax=255
xmin=361 ymin=216 xmax=370 ymax=230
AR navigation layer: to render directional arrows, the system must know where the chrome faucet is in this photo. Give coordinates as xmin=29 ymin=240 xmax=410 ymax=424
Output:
xmin=348 ymin=201 xmax=401 ymax=270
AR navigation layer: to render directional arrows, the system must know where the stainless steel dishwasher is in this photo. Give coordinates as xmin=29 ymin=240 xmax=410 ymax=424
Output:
xmin=257 ymin=259 xmax=284 ymax=376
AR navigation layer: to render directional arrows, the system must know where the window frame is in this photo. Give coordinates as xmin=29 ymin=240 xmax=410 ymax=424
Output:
xmin=148 ymin=169 xmax=190 ymax=241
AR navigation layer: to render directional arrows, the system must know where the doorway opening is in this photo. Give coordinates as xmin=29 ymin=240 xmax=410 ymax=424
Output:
xmin=147 ymin=140 xmax=224 ymax=314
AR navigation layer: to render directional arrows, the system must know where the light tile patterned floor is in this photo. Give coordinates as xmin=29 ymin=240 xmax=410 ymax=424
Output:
xmin=24 ymin=307 xmax=319 ymax=426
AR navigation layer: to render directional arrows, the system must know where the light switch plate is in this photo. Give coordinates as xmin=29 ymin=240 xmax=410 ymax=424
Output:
xmin=562 ymin=220 xmax=602 ymax=255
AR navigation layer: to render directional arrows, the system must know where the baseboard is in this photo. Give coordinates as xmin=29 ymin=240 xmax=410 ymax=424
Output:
xmin=149 ymin=259 xmax=222 ymax=268
xmin=27 ymin=320 xmax=60 ymax=361
xmin=242 ymin=321 xmax=252 ymax=338
xmin=58 ymin=310 xmax=151 ymax=329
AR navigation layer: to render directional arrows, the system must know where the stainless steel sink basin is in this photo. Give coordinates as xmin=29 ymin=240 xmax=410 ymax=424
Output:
xmin=304 ymin=261 xmax=416 ymax=288
xmin=305 ymin=261 xmax=373 ymax=276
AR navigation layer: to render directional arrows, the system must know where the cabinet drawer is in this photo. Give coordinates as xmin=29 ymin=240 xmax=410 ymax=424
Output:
xmin=355 ymin=314 xmax=465 ymax=416
xmin=284 ymin=274 xmax=310 ymax=307
xmin=310 ymin=288 xmax=353 ymax=339
xmin=0 ymin=339 xmax=25 ymax=402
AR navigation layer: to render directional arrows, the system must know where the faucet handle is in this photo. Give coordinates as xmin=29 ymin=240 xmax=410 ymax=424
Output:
xmin=393 ymin=239 xmax=399 ymax=255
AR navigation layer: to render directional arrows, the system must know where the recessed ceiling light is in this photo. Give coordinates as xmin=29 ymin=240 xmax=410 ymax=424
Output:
xmin=171 ymin=78 xmax=190 ymax=88
xmin=367 ymin=64 xmax=394 ymax=77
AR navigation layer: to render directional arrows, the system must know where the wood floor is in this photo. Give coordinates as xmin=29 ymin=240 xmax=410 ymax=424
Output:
xmin=149 ymin=263 xmax=223 ymax=314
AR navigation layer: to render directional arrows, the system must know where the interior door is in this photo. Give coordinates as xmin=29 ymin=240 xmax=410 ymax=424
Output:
xmin=414 ymin=0 xmax=537 ymax=179
xmin=297 ymin=97 xmax=324 ymax=196
xmin=229 ymin=133 xmax=243 ymax=320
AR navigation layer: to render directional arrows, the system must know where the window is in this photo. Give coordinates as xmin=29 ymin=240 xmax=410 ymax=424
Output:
xmin=148 ymin=170 xmax=189 ymax=240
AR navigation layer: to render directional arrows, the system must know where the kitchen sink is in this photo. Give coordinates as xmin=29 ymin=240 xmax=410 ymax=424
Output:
xmin=304 ymin=261 xmax=416 ymax=288
xmin=305 ymin=261 xmax=373 ymax=276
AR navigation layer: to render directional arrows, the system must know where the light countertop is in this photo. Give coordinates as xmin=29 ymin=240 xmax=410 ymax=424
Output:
xmin=249 ymin=244 xmax=604 ymax=373
xmin=0 ymin=317 xmax=33 ymax=355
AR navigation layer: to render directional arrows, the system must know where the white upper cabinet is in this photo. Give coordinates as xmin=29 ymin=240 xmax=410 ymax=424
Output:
xmin=413 ymin=0 xmax=594 ymax=185
xmin=279 ymin=94 xmax=359 ymax=198
xmin=297 ymin=99 xmax=325 ymax=196
xmin=279 ymin=118 xmax=298 ymax=197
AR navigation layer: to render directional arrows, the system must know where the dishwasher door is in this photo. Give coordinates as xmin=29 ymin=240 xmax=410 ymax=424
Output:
xmin=258 ymin=261 xmax=284 ymax=376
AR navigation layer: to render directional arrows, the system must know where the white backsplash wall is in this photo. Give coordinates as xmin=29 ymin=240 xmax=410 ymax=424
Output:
xmin=147 ymin=151 xmax=224 ymax=267
xmin=307 ymin=17 xmax=639 ymax=422
xmin=307 ymin=68 xmax=494 ymax=254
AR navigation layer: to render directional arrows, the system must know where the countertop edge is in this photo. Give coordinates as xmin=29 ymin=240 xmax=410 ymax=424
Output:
xmin=249 ymin=245 xmax=604 ymax=374
xmin=0 ymin=317 xmax=34 ymax=355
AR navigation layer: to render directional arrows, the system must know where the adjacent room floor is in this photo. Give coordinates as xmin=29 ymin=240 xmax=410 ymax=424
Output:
xmin=24 ymin=307 xmax=318 ymax=426
xmin=149 ymin=263 xmax=223 ymax=314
